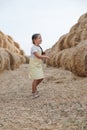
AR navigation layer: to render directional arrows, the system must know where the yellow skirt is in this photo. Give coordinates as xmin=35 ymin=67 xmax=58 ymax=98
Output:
xmin=29 ymin=58 xmax=44 ymax=79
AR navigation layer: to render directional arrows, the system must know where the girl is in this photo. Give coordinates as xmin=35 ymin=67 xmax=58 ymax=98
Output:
xmin=29 ymin=33 xmax=50 ymax=98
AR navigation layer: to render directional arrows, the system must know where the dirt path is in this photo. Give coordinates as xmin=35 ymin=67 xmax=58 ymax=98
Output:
xmin=0 ymin=64 xmax=87 ymax=130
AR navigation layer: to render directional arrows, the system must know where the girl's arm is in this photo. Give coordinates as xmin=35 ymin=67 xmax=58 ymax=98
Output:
xmin=33 ymin=52 xmax=50 ymax=60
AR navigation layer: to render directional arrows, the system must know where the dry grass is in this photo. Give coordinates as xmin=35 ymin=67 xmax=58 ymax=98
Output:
xmin=46 ymin=13 xmax=87 ymax=77
xmin=0 ymin=48 xmax=10 ymax=72
xmin=0 ymin=64 xmax=87 ymax=130
xmin=0 ymin=49 xmax=25 ymax=72
xmin=0 ymin=31 xmax=25 ymax=56
xmin=47 ymin=41 xmax=87 ymax=76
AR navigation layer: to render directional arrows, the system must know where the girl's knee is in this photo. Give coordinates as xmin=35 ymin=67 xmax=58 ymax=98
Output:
xmin=41 ymin=78 xmax=44 ymax=81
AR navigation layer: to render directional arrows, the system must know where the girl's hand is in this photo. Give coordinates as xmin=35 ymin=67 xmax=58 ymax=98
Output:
xmin=34 ymin=52 xmax=50 ymax=60
xmin=44 ymin=55 xmax=50 ymax=60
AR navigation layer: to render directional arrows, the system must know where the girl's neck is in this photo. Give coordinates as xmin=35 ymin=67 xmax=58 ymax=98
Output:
xmin=34 ymin=43 xmax=39 ymax=46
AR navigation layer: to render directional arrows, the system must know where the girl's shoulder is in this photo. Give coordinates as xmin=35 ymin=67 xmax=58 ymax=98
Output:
xmin=32 ymin=45 xmax=40 ymax=50
xmin=31 ymin=45 xmax=40 ymax=54
xmin=31 ymin=45 xmax=36 ymax=50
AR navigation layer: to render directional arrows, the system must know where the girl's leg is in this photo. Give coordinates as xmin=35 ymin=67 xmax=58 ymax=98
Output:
xmin=36 ymin=78 xmax=43 ymax=92
xmin=32 ymin=78 xmax=43 ymax=93
xmin=32 ymin=80 xmax=38 ymax=93
xmin=37 ymin=78 xmax=43 ymax=86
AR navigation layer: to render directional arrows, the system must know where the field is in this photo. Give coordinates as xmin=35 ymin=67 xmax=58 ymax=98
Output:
xmin=0 ymin=64 xmax=87 ymax=130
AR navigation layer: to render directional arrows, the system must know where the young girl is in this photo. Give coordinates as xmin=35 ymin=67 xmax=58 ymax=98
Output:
xmin=29 ymin=33 xmax=50 ymax=98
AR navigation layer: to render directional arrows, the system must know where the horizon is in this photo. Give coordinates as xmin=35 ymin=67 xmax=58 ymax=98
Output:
xmin=0 ymin=0 xmax=87 ymax=55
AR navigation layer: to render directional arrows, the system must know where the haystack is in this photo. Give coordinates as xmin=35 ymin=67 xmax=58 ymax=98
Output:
xmin=0 ymin=30 xmax=27 ymax=73
xmin=0 ymin=48 xmax=10 ymax=72
xmin=6 ymin=49 xmax=26 ymax=70
xmin=48 ymin=41 xmax=87 ymax=76
xmin=47 ymin=13 xmax=87 ymax=54
xmin=46 ymin=13 xmax=87 ymax=76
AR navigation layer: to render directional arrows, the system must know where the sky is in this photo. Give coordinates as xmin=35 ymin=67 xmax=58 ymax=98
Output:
xmin=0 ymin=0 xmax=87 ymax=55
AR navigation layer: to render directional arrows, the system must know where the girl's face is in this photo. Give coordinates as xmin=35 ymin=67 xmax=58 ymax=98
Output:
xmin=34 ymin=35 xmax=42 ymax=45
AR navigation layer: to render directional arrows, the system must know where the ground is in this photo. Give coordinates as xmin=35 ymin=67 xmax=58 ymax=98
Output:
xmin=0 ymin=64 xmax=87 ymax=130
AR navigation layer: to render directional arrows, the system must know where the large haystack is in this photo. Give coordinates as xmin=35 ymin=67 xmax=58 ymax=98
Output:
xmin=46 ymin=13 xmax=87 ymax=76
xmin=57 ymin=41 xmax=87 ymax=76
xmin=0 ymin=31 xmax=26 ymax=72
